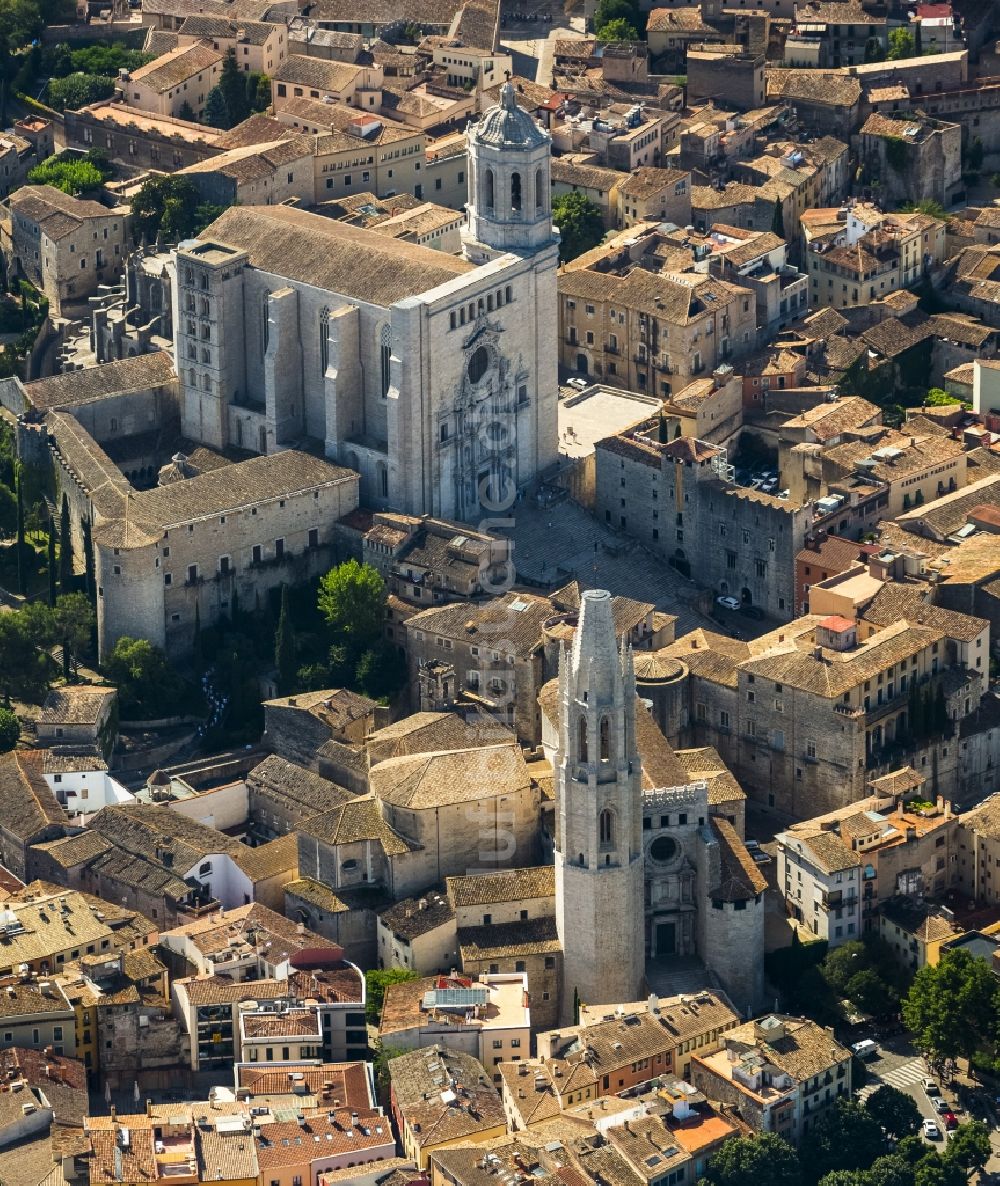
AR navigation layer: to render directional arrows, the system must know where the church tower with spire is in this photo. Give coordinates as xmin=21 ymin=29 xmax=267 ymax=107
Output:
xmin=555 ymin=589 xmax=645 ymax=1022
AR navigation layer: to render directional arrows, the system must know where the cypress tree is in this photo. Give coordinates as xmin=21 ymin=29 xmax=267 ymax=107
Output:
xmin=275 ymin=584 xmax=295 ymax=694
xmin=15 ymin=467 xmax=24 ymax=596
xmin=81 ymin=516 xmax=95 ymax=605
xmin=58 ymin=492 xmax=72 ymax=594
xmin=46 ymin=517 xmax=56 ymax=608
xmin=933 ymin=684 xmax=948 ymax=734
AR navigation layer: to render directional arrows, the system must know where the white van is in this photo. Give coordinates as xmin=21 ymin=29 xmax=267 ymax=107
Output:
xmin=851 ymin=1039 xmax=878 ymax=1061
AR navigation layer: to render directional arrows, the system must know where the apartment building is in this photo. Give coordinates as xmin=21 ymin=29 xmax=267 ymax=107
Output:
xmin=776 ymin=770 xmax=959 ymax=941
xmin=176 ymin=16 xmax=287 ymax=73
xmin=272 ymin=55 xmax=383 ymax=109
xmin=122 ymin=42 xmax=224 ymax=119
xmin=690 ymin=1015 xmax=852 ymax=1145
xmin=560 ymin=230 xmax=757 ymax=394
xmin=786 ymin=1 xmax=887 ymax=67
xmin=956 ymin=792 xmax=1000 ymax=907
xmin=594 ymin=424 xmax=811 ymax=618
xmin=2 ymin=186 xmax=129 ymax=315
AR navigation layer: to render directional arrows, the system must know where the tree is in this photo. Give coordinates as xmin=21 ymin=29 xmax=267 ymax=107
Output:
xmin=866 ymin=1154 xmax=919 ymax=1186
xmin=105 ymin=636 xmax=184 ymax=719
xmin=355 ymin=639 xmax=406 ymax=701
xmin=913 ymin=1154 xmax=964 ymax=1186
xmin=55 ymin=592 xmax=94 ymax=679
xmin=58 ymin=492 xmax=72 ymax=594
xmin=248 ymin=71 xmax=270 ymax=113
xmin=177 ymin=99 xmax=196 ymax=122
xmin=801 ymin=1099 xmax=886 ymax=1184
xmin=945 ymin=1121 xmax=991 ymax=1177
xmin=818 ymin=1174 xmax=867 ymax=1186
xmin=0 ymin=706 xmax=18 ymax=751
xmin=0 ymin=611 xmax=51 ymax=703
xmin=274 ymin=583 xmax=296 ymax=694
xmin=130 ymin=175 xmax=205 ymax=243
xmin=902 ymin=949 xmax=1000 ymax=1061
xmin=596 ymin=16 xmax=638 ymax=39
xmin=593 ymin=0 xmax=640 ymax=35
xmin=218 ymin=48 xmax=249 ymax=127
xmin=318 ymin=559 xmax=387 ymax=648
xmin=0 ymin=0 xmax=43 ymax=123
xmin=551 ymin=191 xmax=605 ymax=263
xmin=364 ymin=968 xmax=419 ymax=1025
xmin=15 ymin=467 xmax=24 ymax=596
xmin=371 ymin=1041 xmax=406 ymax=1103
xmin=866 ymin=1085 xmax=922 ymax=1141
xmin=202 ymin=85 xmax=230 ymax=130
xmin=823 ymin=940 xmax=868 ymax=993
xmin=46 ymin=73 xmax=116 ymax=112
xmin=81 ymin=515 xmax=95 ymax=605
xmin=704 ymin=1132 xmax=801 ymax=1186
xmin=925 ymin=388 xmax=962 ymax=407
xmin=26 ymin=157 xmax=104 ymax=195
xmin=46 ymin=518 xmax=56 ymax=608
xmin=888 ymin=28 xmax=915 ymax=59
xmin=845 ymin=968 xmax=897 ymax=1016
xmin=0 ymin=482 xmax=14 ymax=538
xmin=772 ymin=198 xmax=785 ymax=238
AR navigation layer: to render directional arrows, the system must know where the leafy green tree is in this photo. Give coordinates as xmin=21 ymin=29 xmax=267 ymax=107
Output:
xmin=945 ymin=1121 xmax=991 ymax=1177
xmin=58 ymin=491 xmax=72 ymax=594
xmin=0 ymin=0 xmax=43 ymax=123
xmin=26 ymin=157 xmax=104 ymax=195
xmin=902 ymin=949 xmax=1000 ymax=1061
xmin=131 ymin=175 xmax=206 ymax=243
xmin=15 ymin=466 xmax=24 ymax=596
xmin=81 ymin=515 xmax=95 ymax=605
xmin=818 ymin=1174 xmax=866 ymax=1186
xmin=318 ymin=559 xmax=387 ymax=647
xmin=248 ymin=71 xmax=270 ymax=112
xmin=823 ymin=940 xmax=867 ymax=993
xmin=925 ymin=388 xmax=962 ymax=407
xmin=0 ymin=611 xmax=51 ymax=703
xmin=866 ymin=1154 xmax=918 ymax=1186
xmin=593 ymin=0 xmax=640 ymax=35
xmin=551 ymin=190 xmax=605 ymax=263
xmin=364 ymin=968 xmax=419 ymax=1025
xmin=845 ymin=968 xmax=897 ymax=1016
xmin=55 ymin=592 xmax=94 ymax=679
xmin=865 ymin=1085 xmax=922 ymax=1141
xmin=355 ymin=639 xmax=406 ymax=701
xmin=913 ymin=1154 xmax=963 ymax=1186
xmin=371 ymin=1041 xmax=406 ymax=1102
xmin=66 ymin=42 xmax=151 ymax=76
xmin=801 ymin=1099 xmax=886 ymax=1184
xmin=888 ymin=28 xmax=915 ymax=59
xmin=218 ymin=48 xmax=249 ymax=127
xmin=274 ymin=583 xmax=296 ymax=694
xmin=596 ymin=16 xmax=638 ymax=39
xmin=202 ymin=85 xmax=230 ymax=129
xmin=901 ymin=199 xmax=946 ymax=220
xmin=46 ymin=73 xmax=116 ymax=112
xmin=105 ymin=636 xmax=184 ymax=718
xmin=46 ymin=517 xmax=56 ymax=608
xmin=193 ymin=202 xmax=225 ymax=234
xmin=704 ymin=1132 xmax=801 ymax=1186
xmin=177 ymin=99 xmax=196 ymax=122
xmin=0 ymin=705 xmax=18 ymax=752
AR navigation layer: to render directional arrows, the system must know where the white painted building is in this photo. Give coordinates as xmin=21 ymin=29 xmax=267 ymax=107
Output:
xmin=775 ymin=828 xmax=862 ymax=946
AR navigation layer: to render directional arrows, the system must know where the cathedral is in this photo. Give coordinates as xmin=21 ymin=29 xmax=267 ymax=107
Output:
xmin=171 ymin=82 xmax=559 ymax=522
xmin=550 ymin=589 xmax=766 ymax=1022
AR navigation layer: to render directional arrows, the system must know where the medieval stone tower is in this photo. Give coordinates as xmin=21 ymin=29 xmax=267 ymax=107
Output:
xmin=555 ymin=589 xmax=645 ymax=1022
xmin=462 ymin=81 xmax=555 ymax=264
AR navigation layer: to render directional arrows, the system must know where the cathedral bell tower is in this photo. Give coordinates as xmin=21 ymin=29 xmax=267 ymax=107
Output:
xmin=462 ymin=82 xmax=556 ymax=263
xmin=555 ymin=589 xmax=645 ymax=1022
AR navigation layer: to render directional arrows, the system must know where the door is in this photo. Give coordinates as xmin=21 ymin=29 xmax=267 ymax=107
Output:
xmin=656 ymin=922 xmax=676 ymax=957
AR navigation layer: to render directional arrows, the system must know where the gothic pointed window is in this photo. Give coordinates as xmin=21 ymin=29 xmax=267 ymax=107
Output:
xmin=261 ymin=293 xmax=269 ymax=358
xmin=319 ymin=307 xmax=331 ymax=374
xmin=599 ymin=808 xmax=614 ymax=850
xmin=380 ymin=323 xmax=392 ymax=398
xmin=485 ymin=168 xmax=495 ymax=213
xmin=578 ymin=715 xmax=587 ymax=762
xmin=600 ymin=716 xmax=610 ymax=760
xmin=535 ymin=168 xmax=544 ymax=213
xmin=511 ymin=172 xmax=522 ymax=212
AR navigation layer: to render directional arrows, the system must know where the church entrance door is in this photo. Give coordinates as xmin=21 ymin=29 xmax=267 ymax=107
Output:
xmin=655 ymin=922 xmax=676 ymax=956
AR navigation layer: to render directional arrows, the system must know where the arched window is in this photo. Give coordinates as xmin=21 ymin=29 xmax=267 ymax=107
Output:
xmin=600 ymin=716 xmax=610 ymax=760
xmin=380 ymin=323 xmax=392 ymax=398
xmin=485 ymin=168 xmax=495 ymax=212
xmin=599 ymin=808 xmax=614 ymax=849
xmin=376 ymin=461 xmax=388 ymax=498
xmin=319 ymin=307 xmax=331 ymax=374
xmin=535 ymin=168 xmax=544 ymax=213
xmin=578 ymin=715 xmax=588 ymax=762
xmin=511 ymin=172 xmax=522 ymax=212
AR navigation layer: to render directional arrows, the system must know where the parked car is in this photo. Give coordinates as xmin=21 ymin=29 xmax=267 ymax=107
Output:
xmin=935 ymin=1097 xmax=951 ymax=1114
xmin=717 ymin=595 xmax=741 ymax=611
xmin=924 ymin=1079 xmax=940 ymax=1097
xmin=922 ymin=1119 xmax=941 ymax=1140
xmin=851 ymin=1040 xmax=878 ymax=1061
xmin=566 ymin=377 xmax=588 ymax=390
xmin=944 ymin=1113 xmax=958 ymax=1131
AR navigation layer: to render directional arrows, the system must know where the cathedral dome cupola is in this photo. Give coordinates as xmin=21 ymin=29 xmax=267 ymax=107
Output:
xmin=473 ymin=82 xmax=548 ymax=150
